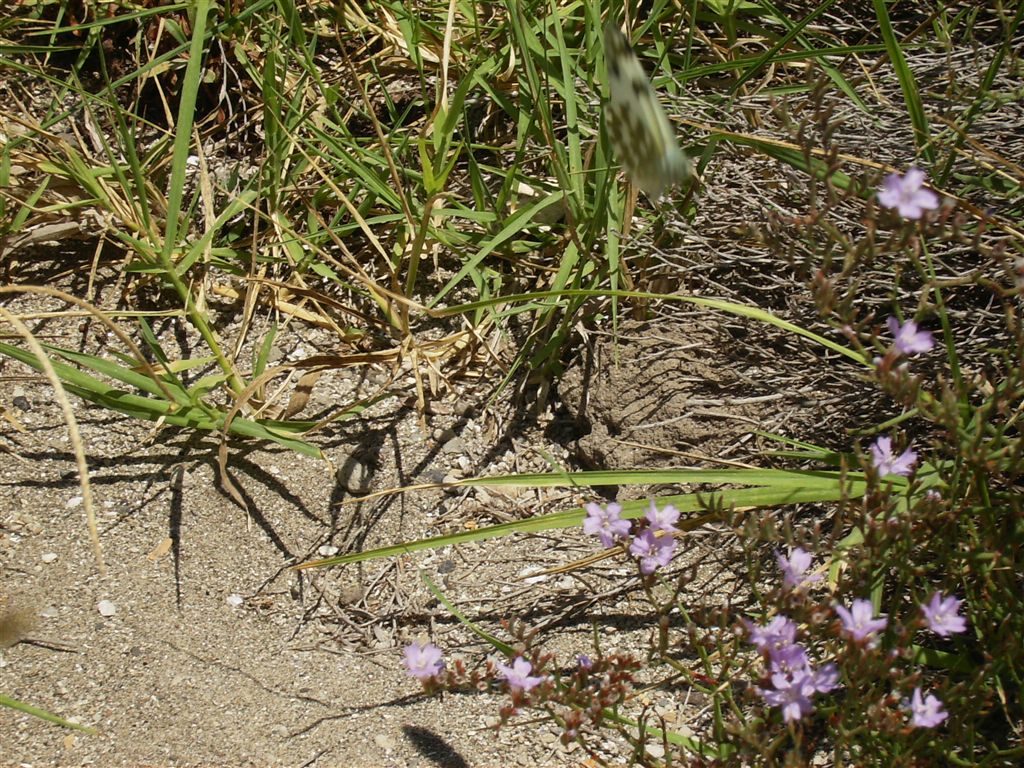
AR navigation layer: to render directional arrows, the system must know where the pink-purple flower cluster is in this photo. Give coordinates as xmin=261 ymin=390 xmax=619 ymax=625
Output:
xmin=583 ymin=499 xmax=679 ymax=575
xmin=742 ymin=549 xmax=968 ymax=728
xmin=402 ymin=642 xmax=550 ymax=696
xmin=745 ymin=615 xmax=839 ymax=723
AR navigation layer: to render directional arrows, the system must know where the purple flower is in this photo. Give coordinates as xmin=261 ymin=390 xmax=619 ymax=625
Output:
xmin=583 ymin=502 xmax=631 ymax=548
xmin=887 ymin=316 xmax=934 ymax=356
xmin=877 ymin=167 xmax=939 ymax=220
xmin=769 ymin=642 xmax=810 ymax=676
xmin=908 ymin=687 xmax=948 ymax=728
xmin=644 ymin=499 xmax=680 ymax=532
xmin=745 ymin=615 xmax=798 ymax=655
xmin=578 ymin=654 xmax=593 ymax=670
xmin=920 ymin=592 xmax=967 ymax=637
xmin=811 ymin=662 xmax=839 ymax=693
xmin=776 ymin=547 xmax=822 ymax=591
xmin=629 ymin=529 xmax=677 ymax=574
xmin=835 ymin=599 xmax=888 ymax=644
xmin=403 ymin=641 xmax=444 ymax=680
xmin=496 ymin=656 xmax=548 ymax=693
xmin=870 ymin=436 xmax=917 ymax=477
xmin=767 ymin=645 xmax=839 ymax=692
xmin=758 ymin=669 xmax=819 ymax=723
xmin=752 ymin=630 xmax=839 ymax=723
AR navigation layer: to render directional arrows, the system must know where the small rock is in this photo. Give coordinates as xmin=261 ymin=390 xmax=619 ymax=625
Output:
xmin=422 ymin=468 xmax=446 ymax=484
xmin=336 ymin=454 xmax=372 ymax=494
xmin=40 ymin=552 xmax=58 ymax=564
xmin=40 ymin=605 xmax=59 ymax=619
xmin=67 ymin=496 xmax=83 ymax=509
xmin=374 ymin=733 xmax=396 ymax=752
xmin=226 ymin=594 xmax=244 ymax=608
xmin=317 ymin=544 xmax=339 ymax=557
xmin=97 ymin=600 xmax=117 ymax=617
xmin=441 ymin=436 xmax=464 ymax=454
xmin=338 ymin=585 xmax=364 ymax=605
xmin=646 ymin=743 xmax=665 ymax=759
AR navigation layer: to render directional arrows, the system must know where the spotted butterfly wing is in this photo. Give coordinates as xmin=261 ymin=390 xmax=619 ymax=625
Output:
xmin=603 ymin=24 xmax=691 ymax=199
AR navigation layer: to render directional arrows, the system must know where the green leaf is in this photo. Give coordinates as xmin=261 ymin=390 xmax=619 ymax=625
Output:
xmin=0 ymin=693 xmax=97 ymax=734
xmin=298 ymin=468 xmax=865 ymax=568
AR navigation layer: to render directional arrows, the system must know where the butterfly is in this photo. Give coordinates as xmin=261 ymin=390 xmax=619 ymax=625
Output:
xmin=603 ymin=24 xmax=692 ymax=199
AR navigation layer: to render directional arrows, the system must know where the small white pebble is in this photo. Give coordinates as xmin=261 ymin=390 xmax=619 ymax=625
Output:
xmin=518 ymin=567 xmax=547 ymax=585
xmin=67 ymin=496 xmax=83 ymax=509
xmin=646 ymin=744 xmax=665 ymax=759
xmin=317 ymin=544 xmax=339 ymax=557
xmin=226 ymin=594 xmax=244 ymax=608
xmin=97 ymin=600 xmax=117 ymax=617
xmin=40 ymin=552 xmax=58 ymax=564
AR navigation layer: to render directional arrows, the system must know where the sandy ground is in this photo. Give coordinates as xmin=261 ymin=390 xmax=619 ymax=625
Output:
xmin=1 ymin=297 xmax=816 ymax=766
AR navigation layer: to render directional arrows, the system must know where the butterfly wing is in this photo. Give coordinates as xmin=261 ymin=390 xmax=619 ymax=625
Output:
xmin=603 ymin=24 xmax=691 ymax=199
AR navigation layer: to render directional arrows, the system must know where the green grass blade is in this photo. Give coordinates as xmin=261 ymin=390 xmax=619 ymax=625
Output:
xmin=161 ymin=0 xmax=211 ymax=257
xmin=0 ymin=693 xmax=97 ymax=734
xmin=297 ymin=468 xmax=865 ymax=569
xmin=421 ymin=573 xmax=514 ymax=655
xmin=872 ymin=0 xmax=932 ymax=163
xmin=440 ymin=288 xmax=864 ymax=364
